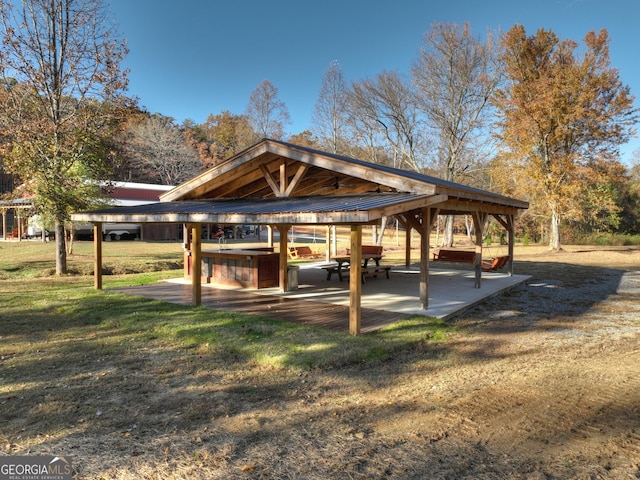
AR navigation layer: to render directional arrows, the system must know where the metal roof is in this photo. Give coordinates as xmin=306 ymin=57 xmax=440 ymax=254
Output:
xmin=0 ymin=198 xmax=34 ymax=209
xmin=162 ymin=139 xmax=529 ymax=211
xmin=72 ymin=193 xmax=436 ymax=225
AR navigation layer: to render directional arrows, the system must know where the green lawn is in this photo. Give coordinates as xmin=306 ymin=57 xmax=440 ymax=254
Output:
xmin=0 ymin=240 xmax=451 ymax=371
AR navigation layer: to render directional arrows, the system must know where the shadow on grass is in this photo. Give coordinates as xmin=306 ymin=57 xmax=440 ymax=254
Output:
xmin=1 ymin=259 xmax=639 ymax=478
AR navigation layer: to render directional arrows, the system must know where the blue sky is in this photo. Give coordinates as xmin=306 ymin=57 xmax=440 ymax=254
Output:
xmin=107 ymin=0 xmax=640 ymax=164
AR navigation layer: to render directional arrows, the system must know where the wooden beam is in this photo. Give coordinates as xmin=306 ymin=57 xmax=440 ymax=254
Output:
xmin=209 ymin=167 xmax=270 ymax=197
xmin=93 ymin=222 xmax=102 ymax=290
xmin=280 ymin=163 xmax=288 ymax=195
xmin=161 ymin=145 xmax=273 ymax=200
xmin=191 ymin=223 xmax=202 ymax=306
xmin=402 ymin=211 xmax=423 ymax=233
xmin=349 ymin=225 xmax=362 ymax=335
xmin=283 ymin=164 xmax=309 ymax=196
xmin=435 ymin=198 xmax=525 ymax=215
xmin=376 ymin=194 xmax=447 ymax=219
xmin=261 ymin=164 xmax=282 ymax=196
xmin=267 ymin=141 xmax=438 ymax=195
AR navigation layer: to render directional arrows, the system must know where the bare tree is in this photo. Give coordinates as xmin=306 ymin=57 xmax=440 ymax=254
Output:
xmin=311 ymin=60 xmax=350 ymax=154
xmin=349 ymin=70 xmax=424 ymax=171
xmin=412 ymin=22 xmax=500 ymax=180
xmin=412 ymin=22 xmax=500 ymax=246
xmin=123 ymin=114 xmax=203 ymax=185
xmin=0 ymin=0 xmax=129 ymax=274
xmin=245 ymin=79 xmax=290 ymax=141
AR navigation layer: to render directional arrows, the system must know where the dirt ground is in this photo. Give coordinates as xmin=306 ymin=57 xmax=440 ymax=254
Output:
xmin=3 ymin=247 xmax=640 ymax=479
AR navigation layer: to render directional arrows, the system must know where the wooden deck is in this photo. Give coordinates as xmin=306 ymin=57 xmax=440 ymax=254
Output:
xmin=115 ymin=282 xmax=410 ymax=334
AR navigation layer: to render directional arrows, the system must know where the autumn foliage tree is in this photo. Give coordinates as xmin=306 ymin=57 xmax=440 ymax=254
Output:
xmin=0 ymin=0 xmax=129 ymax=273
xmin=185 ymin=110 xmax=255 ymax=166
xmin=493 ymin=25 xmax=637 ymax=250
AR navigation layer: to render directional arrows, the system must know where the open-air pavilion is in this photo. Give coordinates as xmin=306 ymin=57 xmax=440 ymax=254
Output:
xmin=72 ymin=139 xmax=529 ymax=335
xmin=0 ymin=198 xmax=34 ymax=240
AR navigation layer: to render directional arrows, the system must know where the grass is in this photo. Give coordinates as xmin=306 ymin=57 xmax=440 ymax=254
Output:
xmin=0 ymin=240 xmax=455 ymax=477
xmin=3 ymin=239 xmax=639 ymax=478
xmin=0 ymin=240 xmax=452 ymax=372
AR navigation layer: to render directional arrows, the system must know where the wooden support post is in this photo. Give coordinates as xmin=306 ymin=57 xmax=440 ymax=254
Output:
xmin=492 ymin=214 xmax=516 ymax=276
xmin=93 ymin=222 xmax=103 ymax=290
xmin=405 ymin=225 xmax=412 ymax=268
xmin=1 ymin=209 xmax=6 ymax=241
xmin=277 ymin=224 xmax=290 ymax=292
xmin=507 ymin=214 xmax=514 ymax=276
xmin=420 ymin=208 xmax=431 ymax=309
xmin=472 ymin=212 xmax=487 ymax=288
xmin=331 ymin=225 xmax=337 ymax=257
xmin=325 ymin=225 xmax=332 ymax=262
xmin=191 ymin=223 xmax=202 ymax=306
xmin=17 ymin=214 xmax=22 ymax=242
xmin=349 ymin=225 xmax=363 ymax=335
xmin=267 ymin=225 xmax=274 ymax=248
xmin=416 ymin=207 xmax=440 ymax=309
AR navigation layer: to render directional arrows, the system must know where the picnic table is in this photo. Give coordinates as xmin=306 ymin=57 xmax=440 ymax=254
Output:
xmin=324 ymin=253 xmax=384 ymax=282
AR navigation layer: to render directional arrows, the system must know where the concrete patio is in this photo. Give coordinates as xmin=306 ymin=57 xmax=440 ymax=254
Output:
xmin=166 ymin=263 xmax=530 ymax=320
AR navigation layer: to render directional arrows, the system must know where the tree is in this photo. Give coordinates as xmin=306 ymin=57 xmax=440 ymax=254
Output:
xmin=493 ymin=26 xmax=638 ymax=250
xmin=349 ymin=70 xmax=423 ymax=171
xmin=312 ymin=60 xmax=350 ymax=154
xmin=287 ymin=130 xmax=321 ymax=149
xmin=0 ymin=0 xmax=129 ymax=274
xmin=412 ymin=22 xmax=501 ymax=246
xmin=121 ymin=114 xmax=203 ymax=185
xmin=245 ymin=79 xmax=290 ymax=141
xmin=605 ymin=149 xmax=640 ymax=235
xmin=185 ymin=110 xmax=254 ymax=166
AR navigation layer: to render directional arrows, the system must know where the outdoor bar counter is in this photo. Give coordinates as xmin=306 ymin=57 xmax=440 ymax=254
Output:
xmin=186 ymin=247 xmax=279 ymax=289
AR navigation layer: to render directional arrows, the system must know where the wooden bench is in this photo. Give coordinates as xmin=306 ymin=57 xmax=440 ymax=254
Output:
xmin=432 ymin=249 xmax=476 ymax=264
xmin=482 ymin=255 xmax=510 ymax=272
xmin=361 ymin=265 xmax=391 ymax=283
xmin=288 ymin=246 xmax=324 ymax=260
xmin=346 ymin=245 xmax=384 ymax=256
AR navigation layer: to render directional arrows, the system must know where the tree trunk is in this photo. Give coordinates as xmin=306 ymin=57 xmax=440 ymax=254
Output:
xmin=549 ymin=209 xmax=561 ymax=251
xmin=55 ymin=221 xmax=67 ymax=275
xmin=377 ymin=216 xmax=388 ymax=246
xmin=370 ymin=216 xmax=388 ymax=245
xmin=464 ymin=215 xmax=474 ymax=242
xmin=66 ymin=224 xmax=75 ymax=255
xmin=442 ymin=215 xmax=454 ymax=247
